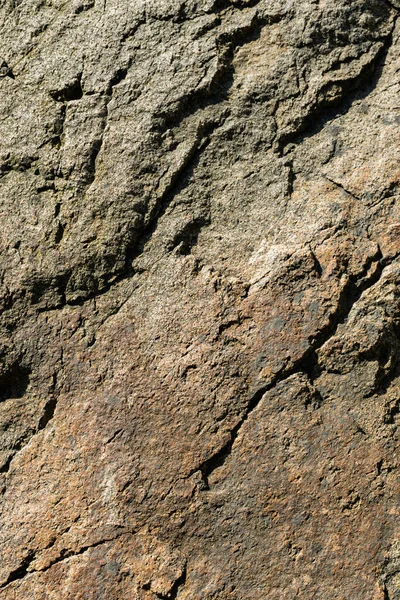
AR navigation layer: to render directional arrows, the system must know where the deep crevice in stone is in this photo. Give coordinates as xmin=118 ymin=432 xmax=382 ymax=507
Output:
xmin=0 ymin=362 xmax=31 ymax=402
xmin=51 ymin=75 xmax=83 ymax=103
xmin=37 ymin=395 xmax=59 ymax=431
xmin=2 ymin=551 xmax=36 ymax=587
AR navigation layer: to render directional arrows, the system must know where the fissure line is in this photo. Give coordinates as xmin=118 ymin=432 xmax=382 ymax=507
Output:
xmin=191 ymin=251 xmax=387 ymax=487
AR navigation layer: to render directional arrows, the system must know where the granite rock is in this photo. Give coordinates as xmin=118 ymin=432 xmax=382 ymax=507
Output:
xmin=0 ymin=0 xmax=399 ymax=598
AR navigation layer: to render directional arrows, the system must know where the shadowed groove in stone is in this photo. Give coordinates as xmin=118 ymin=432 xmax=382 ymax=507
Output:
xmin=0 ymin=362 xmax=30 ymax=402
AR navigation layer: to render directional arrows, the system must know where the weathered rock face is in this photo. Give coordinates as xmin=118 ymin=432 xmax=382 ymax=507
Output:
xmin=0 ymin=0 xmax=400 ymax=597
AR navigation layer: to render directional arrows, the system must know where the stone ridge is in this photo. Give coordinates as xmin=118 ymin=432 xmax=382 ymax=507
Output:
xmin=0 ymin=0 xmax=399 ymax=598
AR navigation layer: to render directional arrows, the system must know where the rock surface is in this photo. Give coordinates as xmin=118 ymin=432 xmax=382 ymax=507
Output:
xmin=0 ymin=0 xmax=399 ymax=597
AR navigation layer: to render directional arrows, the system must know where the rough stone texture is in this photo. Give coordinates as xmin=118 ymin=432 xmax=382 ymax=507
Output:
xmin=0 ymin=0 xmax=400 ymax=597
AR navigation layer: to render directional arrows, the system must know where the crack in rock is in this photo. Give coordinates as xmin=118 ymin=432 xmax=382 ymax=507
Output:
xmin=276 ymin=11 xmax=398 ymax=156
xmin=1 ymin=530 xmax=136 ymax=589
xmin=191 ymin=250 xmax=387 ymax=487
xmin=0 ymin=373 xmax=60 ymax=475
